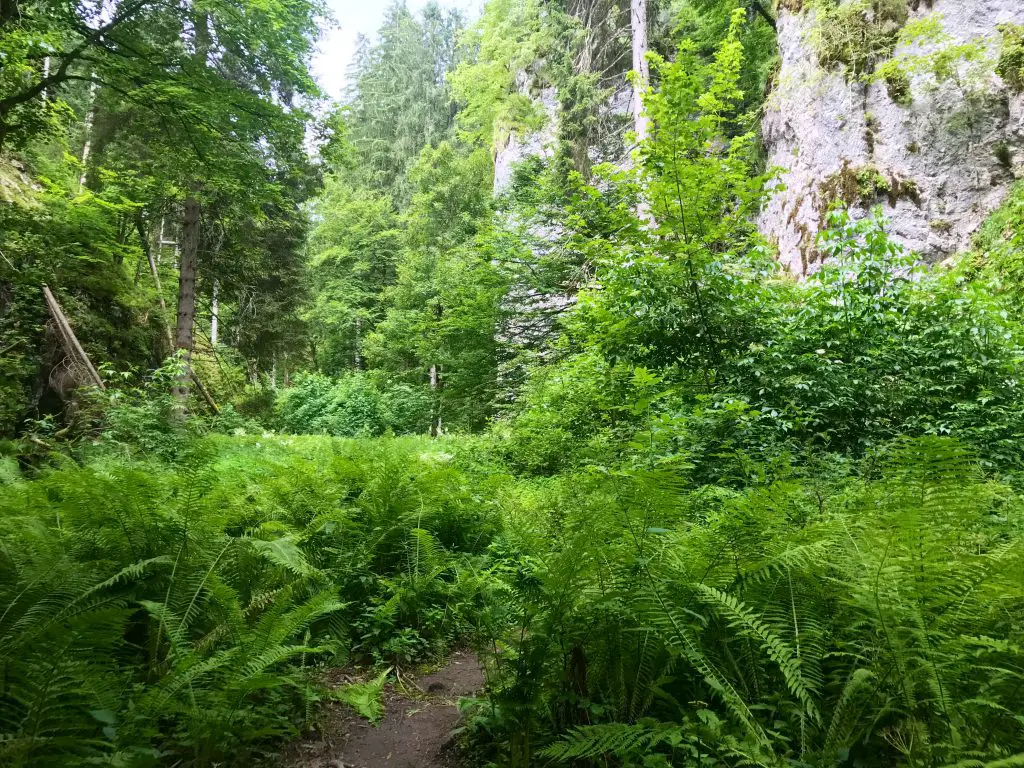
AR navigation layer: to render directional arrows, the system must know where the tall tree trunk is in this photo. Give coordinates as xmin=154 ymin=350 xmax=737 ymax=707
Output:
xmin=429 ymin=364 xmax=442 ymax=437
xmin=172 ymin=196 xmax=200 ymax=407
xmin=631 ymin=0 xmax=654 ymax=225
xmin=78 ymin=80 xmax=98 ymax=190
xmin=137 ymin=212 xmax=174 ymax=354
xmin=210 ymin=279 xmax=219 ymax=346
xmin=42 ymin=57 xmax=50 ymax=101
xmin=171 ymin=9 xmax=210 ymax=411
xmin=354 ymin=316 xmax=362 ymax=370
xmin=630 ymin=0 xmax=651 ymax=144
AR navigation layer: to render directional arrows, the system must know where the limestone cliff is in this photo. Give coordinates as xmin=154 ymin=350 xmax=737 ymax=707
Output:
xmin=760 ymin=0 xmax=1024 ymax=274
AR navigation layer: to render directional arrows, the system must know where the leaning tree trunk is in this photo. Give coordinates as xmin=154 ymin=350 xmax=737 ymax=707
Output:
xmin=172 ymin=196 xmax=200 ymax=408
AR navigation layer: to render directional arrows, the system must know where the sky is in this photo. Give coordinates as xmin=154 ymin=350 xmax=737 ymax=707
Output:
xmin=312 ymin=0 xmax=483 ymax=101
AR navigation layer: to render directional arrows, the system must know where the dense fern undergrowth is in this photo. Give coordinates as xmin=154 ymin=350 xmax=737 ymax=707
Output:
xmin=3 ymin=427 xmax=1024 ymax=767
xmin=7 ymin=1 xmax=1024 ymax=766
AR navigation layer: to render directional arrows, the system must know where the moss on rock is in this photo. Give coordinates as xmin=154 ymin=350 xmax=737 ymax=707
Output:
xmin=997 ymin=24 xmax=1024 ymax=92
xmin=815 ymin=0 xmax=910 ymax=77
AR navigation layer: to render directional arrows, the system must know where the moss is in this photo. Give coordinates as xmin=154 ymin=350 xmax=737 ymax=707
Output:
xmin=930 ymin=219 xmax=953 ymax=234
xmin=995 ymin=142 xmax=1014 ymax=170
xmin=864 ymin=111 xmax=879 ymax=155
xmin=818 ymin=162 xmax=863 ymax=210
xmin=973 ymin=181 xmax=1024 ymax=288
xmin=818 ymin=161 xmax=922 ymax=210
xmin=907 ymin=141 xmax=920 ymax=154
xmin=815 ymin=0 xmax=910 ymax=77
xmin=996 ymin=24 xmax=1024 ymax=93
xmin=0 ymin=158 xmax=41 ymax=207
xmin=878 ymin=60 xmax=912 ymax=105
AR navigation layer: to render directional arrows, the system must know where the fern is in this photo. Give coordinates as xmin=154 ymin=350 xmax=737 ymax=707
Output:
xmin=332 ymin=667 xmax=392 ymax=724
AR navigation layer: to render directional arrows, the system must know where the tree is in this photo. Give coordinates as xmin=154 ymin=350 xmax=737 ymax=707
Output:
xmin=364 ymin=142 xmax=502 ymax=432
xmin=344 ymin=2 xmax=465 ymax=204
xmin=631 ymin=0 xmax=651 ymax=143
xmin=305 ymin=178 xmax=403 ymax=375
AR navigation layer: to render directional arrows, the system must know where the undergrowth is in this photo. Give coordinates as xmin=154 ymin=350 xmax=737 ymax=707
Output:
xmin=4 ymin=430 xmax=1024 ymax=766
xmin=0 ymin=435 xmax=499 ymax=765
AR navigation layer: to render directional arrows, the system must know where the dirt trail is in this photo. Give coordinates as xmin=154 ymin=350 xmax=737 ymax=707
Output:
xmin=286 ymin=650 xmax=484 ymax=768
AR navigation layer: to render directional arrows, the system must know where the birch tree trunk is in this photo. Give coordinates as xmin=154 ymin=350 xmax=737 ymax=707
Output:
xmin=172 ymin=196 xmax=200 ymax=406
xmin=210 ymin=279 xmax=219 ymax=346
xmin=631 ymin=0 xmax=654 ymax=224
xmin=630 ymin=0 xmax=651 ymax=144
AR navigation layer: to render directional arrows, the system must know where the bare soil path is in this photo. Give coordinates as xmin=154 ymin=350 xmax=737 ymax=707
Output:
xmin=285 ymin=650 xmax=484 ymax=768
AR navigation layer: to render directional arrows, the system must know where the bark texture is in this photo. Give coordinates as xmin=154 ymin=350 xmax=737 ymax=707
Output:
xmin=173 ymin=196 xmax=201 ymax=404
xmin=630 ymin=0 xmax=650 ymax=143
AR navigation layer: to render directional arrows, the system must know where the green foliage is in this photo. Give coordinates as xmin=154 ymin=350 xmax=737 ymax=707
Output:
xmin=449 ymin=0 xmax=552 ymax=151
xmin=0 ymin=432 xmax=503 ymax=764
xmin=467 ymin=438 xmax=1024 ymax=767
xmin=872 ymin=15 xmax=994 ymax=114
xmin=364 ymin=142 xmax=507 ymax=431
xmin=973 ymin=182 xmax=1024 ymax=293
xmin=10 ymin=2 xmax=1024 ymax=767
xmin=814 ymin=0 xmax=910 ymax=76
xmin=344 ymin=2 xmax=465 ymax=203
xmin=0 ymin=166 xmax=162 ymax=435
xmin=671 ymin=0 xmax=780 ymax=121
xmin=493 ymin=350 xmax=620 ymax=474
xmin=305 ymin=179 xmax=402 ymax=375
xmin=332 ymin=667 xmax=392 ymax=724
xmin=275 ymin=372 xmax=432 ymax=437
xmin=998 ymin=24 xmax=1024 ymax=92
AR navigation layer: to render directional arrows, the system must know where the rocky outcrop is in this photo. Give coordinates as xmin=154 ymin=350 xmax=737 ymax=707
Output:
xmin=493 ymin=85 xmax=559 ymax=195
xmin=760 ymin=0 xmax=1024 ymax=274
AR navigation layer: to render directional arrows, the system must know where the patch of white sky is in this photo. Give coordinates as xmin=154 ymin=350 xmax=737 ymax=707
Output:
xmin=312 ymin=0 xmax=484 ymax=102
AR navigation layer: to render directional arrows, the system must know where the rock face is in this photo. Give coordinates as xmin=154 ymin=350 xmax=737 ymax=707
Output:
xmin=760 ymin=0 xmax=1024 ymax=274
xmin=493 ymin=85 xmax=559 ymax=195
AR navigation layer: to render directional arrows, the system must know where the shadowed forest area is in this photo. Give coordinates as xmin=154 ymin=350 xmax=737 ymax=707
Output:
xmin=4 ymin=0 xmax=1024 ymax=766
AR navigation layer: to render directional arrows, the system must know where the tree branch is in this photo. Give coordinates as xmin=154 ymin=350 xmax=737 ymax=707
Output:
xmin=749 ymin=0 xmax=777 ymax=30
xmin=0 ymin=0 xmax=152 ymax=118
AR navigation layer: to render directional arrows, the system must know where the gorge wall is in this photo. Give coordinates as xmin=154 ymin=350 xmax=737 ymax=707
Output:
xmin=489 ymin=0 xmax=1024 ymax=274
xmin=761 ymin=0 xmax=1024 ymax=274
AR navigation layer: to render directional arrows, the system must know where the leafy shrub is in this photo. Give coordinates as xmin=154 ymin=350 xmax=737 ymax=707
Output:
xmin=732 ymin=210 xmax=1024 ymax=465
xmin=974 ymin=181 xmax=1024 ymax=295
xmin=378 ymin=382 xmax=433 ymax=435
xmin=275 ymin=373 xmax=432 ymax=437
xmin=998 ymin=23 xmax=1024 ymax=91
xmin=495 ymin=351 xmax=619 ymax=475
xmin=234 ymin=384 xmax=278 ymax=421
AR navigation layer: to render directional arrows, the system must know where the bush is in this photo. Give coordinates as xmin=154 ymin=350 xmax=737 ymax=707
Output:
xmin=998 ymin=23 xmax=1024 ymax=91
xmin=275 ymin=372 xmax=432 ymax=437
xmin=496 ymin=351 xmax=619 ymax=475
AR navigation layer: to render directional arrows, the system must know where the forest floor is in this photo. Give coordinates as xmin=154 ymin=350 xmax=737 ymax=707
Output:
xmin=284 ymin=650 xmax=484 ymax=768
